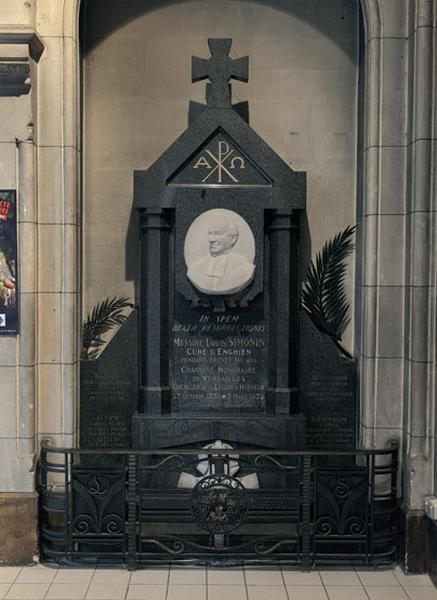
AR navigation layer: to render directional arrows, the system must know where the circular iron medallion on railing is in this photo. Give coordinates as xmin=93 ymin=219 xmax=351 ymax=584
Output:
xmin=191 ymin=474 xmax=249 ymax=534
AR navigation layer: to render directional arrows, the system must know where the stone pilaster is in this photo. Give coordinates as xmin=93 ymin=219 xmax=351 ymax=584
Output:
xmin=358 ymin=0 xmax=409 ymax=453
xmin=34 ymin=11 xmax=80 ymax=449
xmin=358 ymin=0 xmax=437 ymax=573
xmin=402 ymin=0 xmax=436 ymax=510
xmin=0 ymin=31 xmax=42 ymax=493
xmin=398 ymin=0 xmax=437 ymax=573
xmin=0 ymin=27 xmax=42 ymax=564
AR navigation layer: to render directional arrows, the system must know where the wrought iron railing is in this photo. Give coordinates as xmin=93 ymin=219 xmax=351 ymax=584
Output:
xmin=38 ymin=444 xmax=398 ymax=569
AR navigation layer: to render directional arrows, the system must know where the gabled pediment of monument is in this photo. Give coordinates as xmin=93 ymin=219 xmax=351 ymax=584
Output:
xmin=134 ymin=108 xmax=305 ymax=210
xmin=134 ymin=39 xmax=305 ymax=211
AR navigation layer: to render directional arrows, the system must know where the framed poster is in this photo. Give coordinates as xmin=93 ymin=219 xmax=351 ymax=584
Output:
xmin=0 ymin=190 xmax=18 ymax=335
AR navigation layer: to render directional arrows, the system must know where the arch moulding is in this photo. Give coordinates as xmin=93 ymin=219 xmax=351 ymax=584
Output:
xmin=35 ymin=0 xmax=384 ymax=447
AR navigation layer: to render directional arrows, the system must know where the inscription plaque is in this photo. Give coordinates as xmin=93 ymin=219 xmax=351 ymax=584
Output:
xmin=80 ymin=311 xmax=138 ymax=450
xmin=299 ymin=313 xmax=357 ymax=450
xmin=172 ymin=298 xmax=266 ymax=412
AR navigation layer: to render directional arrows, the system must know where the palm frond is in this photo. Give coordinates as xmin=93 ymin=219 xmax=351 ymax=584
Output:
xmin=81 ymin=296 xmax=135 ymax=360
xmin=301 ymin=226 xmax=356 ymax=346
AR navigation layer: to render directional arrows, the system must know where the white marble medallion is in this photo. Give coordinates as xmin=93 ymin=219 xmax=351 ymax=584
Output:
xmin=184 ymin=208 xmax=255 ymax=295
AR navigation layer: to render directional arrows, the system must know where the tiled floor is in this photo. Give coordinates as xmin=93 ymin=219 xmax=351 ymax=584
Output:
xmin=0 ymin=564 xmax=435 ymax=600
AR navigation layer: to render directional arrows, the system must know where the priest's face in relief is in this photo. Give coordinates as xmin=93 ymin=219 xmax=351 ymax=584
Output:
xmin=208 ymin=219 xmax=239 ymax=256
xmin=185 ymin=211 xmax=256 ymax=296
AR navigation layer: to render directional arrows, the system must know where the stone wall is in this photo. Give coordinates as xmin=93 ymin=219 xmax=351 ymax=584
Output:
xmin=0 ymin=3 xmax=41 ymax=493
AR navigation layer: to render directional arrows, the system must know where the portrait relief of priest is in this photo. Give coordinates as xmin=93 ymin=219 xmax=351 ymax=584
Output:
xmin=184 ymin=209 xmax=256 ymax=295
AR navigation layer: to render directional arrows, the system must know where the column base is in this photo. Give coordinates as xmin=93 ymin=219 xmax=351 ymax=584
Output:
xmin=0 ymin=493 xmax=38 ymax=565
xmin=132 ymin=412 xmax=305 ymax=449
xmin=398 ymin=507 xmax=429 ymax=574
xmin=428 ymin=519 xmax=437 ymax=585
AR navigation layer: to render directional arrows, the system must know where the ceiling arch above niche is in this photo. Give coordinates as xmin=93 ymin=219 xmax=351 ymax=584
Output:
xmin=61 ymin=0 xmax=382 ymax=51
xmin=79 ymin=0 xmax=364 ymax=58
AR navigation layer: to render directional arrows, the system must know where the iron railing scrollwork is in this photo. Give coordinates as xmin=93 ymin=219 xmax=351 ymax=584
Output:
xmin=191 ymin=474 xmax=250 ymax=534
xmin=38 ymin=445 xmax=398 ymax=569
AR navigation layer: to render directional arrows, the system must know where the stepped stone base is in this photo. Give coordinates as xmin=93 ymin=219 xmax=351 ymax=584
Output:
xmin=132 ymin=412 xmax=306 ymax=449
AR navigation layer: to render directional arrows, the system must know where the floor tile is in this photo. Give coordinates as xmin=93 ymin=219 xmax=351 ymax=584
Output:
xmin=167 ymin=584 xmax=206 ymax=600
xmin=248 ymin=586 xmax=288 ymax=600
xmin=15 ymin=568 xmax=57 ymax=584
xmin=91 ymin=570 xmax=131 ymax=584
xmin=126 ymin=584 xmax=167 ymax=599
xmin=365 ymin=586 xmax=409 ymax=600
xmin=130 ymin=568 xmax=169 ymax=585
xmin=45 ymin=583 xmax=89 ymax=599
xmin=208 ymin=584 xmax=247 ymax=600
xmin=325 ymin=586 xmax=368 ymax=600
xmin=394 ymin=567 xmax=434 ymax=587
xmin=282 ymin=569 xmax=322 ymax=586
xmin=85 ymin=584 xmax=128 ymax=599
xmin=22 ymin=564 xmax=57 ymax=570
xmin=319 ymin=569 xmax=360 ymax=586
xmin=245 ymin=567 xmax=283 ymax=586
xmin=403 ymin=588 xmax=437 ymax=600
xmin=286 ymin=586 xmax=329 ymax=600
xmin=3 ymin=564 xmax=435 ymax=600
xmin=22 ymin=565 xmax=58 ymax=574
xmin=0 ymin=570 xmax=21 ymax=584
xmin=208 ymin=568 xmax=245 ymax=586
xmin=0 ymin=584 xmax=11 ymax=600
xmin=169 ymin=568 xmax=206 ymax=585
xmin=5 ymin=583 xmax=51 ymax=599
xmin=356 ymin=568 xmax=399 ymax=586
xmin=54 ymin=570 xmax=94 ymax=584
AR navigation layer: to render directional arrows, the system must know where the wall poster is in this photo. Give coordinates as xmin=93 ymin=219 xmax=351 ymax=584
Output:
xmin=0 ymin=190 xmax=18 ymax=335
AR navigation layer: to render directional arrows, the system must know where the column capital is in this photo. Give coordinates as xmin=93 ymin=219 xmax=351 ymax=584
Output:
xmin=0 ymin=29 xmax=44 ymax=96
xmin=139 ymin=207 xmax=172 ymax=232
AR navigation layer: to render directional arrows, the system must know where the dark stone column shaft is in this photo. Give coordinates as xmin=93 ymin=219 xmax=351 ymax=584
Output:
xmin=138 ymin=208 xmax=173 ymax=414
xmin=266 ymin=209 xmax=299 ymax=414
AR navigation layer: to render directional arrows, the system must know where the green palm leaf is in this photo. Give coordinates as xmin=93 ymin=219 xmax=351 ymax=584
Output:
xmin=81 ymin=296 xmax=135 ymax=360
xmin=301 ymin=226 xmax=356 ymax=349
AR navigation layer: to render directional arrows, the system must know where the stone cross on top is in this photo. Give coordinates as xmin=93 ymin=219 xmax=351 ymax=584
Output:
xmin=192 ymin=39 xmax=249 ymax=108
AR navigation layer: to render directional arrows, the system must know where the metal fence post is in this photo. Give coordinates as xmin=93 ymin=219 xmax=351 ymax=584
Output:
xmin=301 ymin=454 xmax=313 ymax=571
xmin=127 ymin=454 xmax=138 ymax=570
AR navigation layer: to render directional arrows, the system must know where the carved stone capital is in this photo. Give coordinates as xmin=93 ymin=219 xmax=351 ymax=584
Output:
xmin=139 ymin=207 xmax=172 ymax=232
xmin=0 ymin=30 xmax=44 ymax=97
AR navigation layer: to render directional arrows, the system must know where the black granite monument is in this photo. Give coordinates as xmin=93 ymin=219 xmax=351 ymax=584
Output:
xmin=80 ymin=38 xmax=358 ymax=454
xmin=132 ymin=39 xmax=306 ymax=450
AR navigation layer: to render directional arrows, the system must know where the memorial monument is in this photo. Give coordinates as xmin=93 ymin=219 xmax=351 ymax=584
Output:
xmin=81 ymin=38 xmax=357 ymax=454
xmin=131 ymin=38 xmax=306 ymax=450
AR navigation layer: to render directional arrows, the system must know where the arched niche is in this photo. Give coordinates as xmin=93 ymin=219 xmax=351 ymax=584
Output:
xmin=34 ymin=0 xmax=437 ymax=566
xmin=35 ymin=0 xmax=383 ymax=447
